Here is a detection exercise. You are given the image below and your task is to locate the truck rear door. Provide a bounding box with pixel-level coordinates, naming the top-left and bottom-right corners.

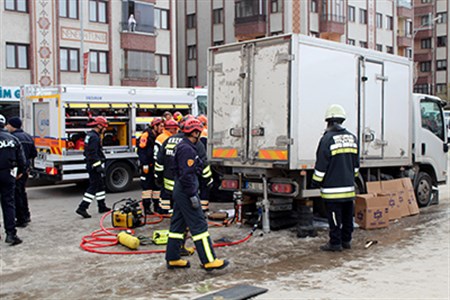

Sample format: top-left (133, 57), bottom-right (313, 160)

top-left (208, 36), bottom-right (292, 167)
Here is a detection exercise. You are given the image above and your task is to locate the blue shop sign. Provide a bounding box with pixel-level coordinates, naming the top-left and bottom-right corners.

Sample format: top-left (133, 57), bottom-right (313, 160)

top-left (0, 86), bottom-right (21, 101)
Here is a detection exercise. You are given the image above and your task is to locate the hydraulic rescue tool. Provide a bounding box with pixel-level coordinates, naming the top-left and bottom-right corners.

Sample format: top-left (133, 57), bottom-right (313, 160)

top-left (112, 198), bottom-right (145, 228)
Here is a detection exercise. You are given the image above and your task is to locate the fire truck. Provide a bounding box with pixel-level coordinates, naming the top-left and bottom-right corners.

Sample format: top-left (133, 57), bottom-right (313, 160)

top-left (21, 85), bottom-right (204, 192)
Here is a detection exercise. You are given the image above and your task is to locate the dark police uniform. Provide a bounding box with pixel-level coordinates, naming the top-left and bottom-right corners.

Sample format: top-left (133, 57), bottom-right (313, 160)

top-left (137, 128), bottom-right (160, 213)
top-left (0, 128), bottom-right (25, 238)
top-left (312, 124), bottom-right (359, 248)
top-left (10, 128), bottom-right (37, 225)
top-left (78, 129), bottom-right (108, 212)
top-left (156, 132), bottom-right (212, 213)
top-left (165, 137), bottom-right (217, 265)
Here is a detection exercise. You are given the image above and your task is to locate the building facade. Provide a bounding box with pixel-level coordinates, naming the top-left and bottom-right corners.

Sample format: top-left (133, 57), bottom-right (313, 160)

top-left (176, 0), bottom-right (417, 88)
top-left (0, 0), bottom-right (177, 87)
top-left (413, 0), bottom-right (449, 102)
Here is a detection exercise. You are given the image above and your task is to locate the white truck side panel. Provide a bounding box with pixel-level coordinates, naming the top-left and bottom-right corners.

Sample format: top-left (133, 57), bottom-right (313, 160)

top-left (294, 42), bottom-right (359, 168)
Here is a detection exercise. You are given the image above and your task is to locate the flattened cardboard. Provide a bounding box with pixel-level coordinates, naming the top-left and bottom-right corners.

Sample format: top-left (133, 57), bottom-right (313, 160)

top-left (355, 194), bottom-right (390, 229)
top-left (400, 178), bottom-right (420, 215)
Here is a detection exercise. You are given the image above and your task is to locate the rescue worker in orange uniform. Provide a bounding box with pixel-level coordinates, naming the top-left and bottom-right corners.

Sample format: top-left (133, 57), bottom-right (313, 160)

top-left (166, 118), bottom-right (229, 271)
top-left (137, 118), bottom-right (164, 214)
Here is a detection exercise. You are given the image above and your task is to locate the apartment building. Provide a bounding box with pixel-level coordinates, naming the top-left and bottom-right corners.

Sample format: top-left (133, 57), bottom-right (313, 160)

top-left (413, 0), bottom-right (449, 102)
top-left (0, 0), bottom-right (177, 87)
top-left (176, 0), bottom-right (414, 88)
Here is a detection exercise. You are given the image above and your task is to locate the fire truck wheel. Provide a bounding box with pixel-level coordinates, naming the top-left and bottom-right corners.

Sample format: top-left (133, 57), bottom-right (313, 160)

top-left (105, 162), bottom-right (132, 193)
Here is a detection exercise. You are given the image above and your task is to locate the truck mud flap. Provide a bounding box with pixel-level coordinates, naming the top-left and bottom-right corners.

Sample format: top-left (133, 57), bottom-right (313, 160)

top-left (194, 284), bottom-right (268, 300)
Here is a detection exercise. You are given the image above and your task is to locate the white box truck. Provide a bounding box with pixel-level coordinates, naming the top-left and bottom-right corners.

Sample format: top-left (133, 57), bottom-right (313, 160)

top-left (21, 85), bottom-right (205, 192)
top-left (207, 34), bottom-right (448, 230)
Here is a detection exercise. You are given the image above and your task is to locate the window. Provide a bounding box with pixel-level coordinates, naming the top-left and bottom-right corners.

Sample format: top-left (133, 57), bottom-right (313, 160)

top-left (213, 40), bottom-right (224, 46)
top-left (123, 1), bottom-right (155, 33)
top-left (420, 61), bottom-right (431, 72)
top-left (414, 84), bottom-right (430, 94)
top-left (213, 8), bottom-right (223, 24)
top-left (124, 50), bottom-right (154, 79)
top-left (376, 44), bottom-right (383, 51)
top-left (420, 99), bottom-right (444, 141)
top-left (359, 9), bottom-right (367, 24)
top-left (311, 0), bottom-right (317, 13)
top-left (386, 16), bottom-right (393, 30)
top-left (154, 8), bottom-right (169, 30)
top-left (348, 39), bottom-right (355, 46)
top-left (60, 48), bottom-right (79, 71)
top-left (436, 12), bottom-right (447, 24)
top-left (436, 84), bottom-right (446, 94)
top-left (421, 38), bottom-right (431, 49)
top-left (187, 45), bottom-right (196, 60)
top-left (376, 13), bottom-right (383, 28)
top-left (89, 0), bottom-right (107, 23)
top-left (90, 50), bottom-right (108, 73)
top-left (405, 20), bottom-right (413, 36)
top-left (437, 60), bottom-right (447, 71)
top-left (359, 41), bottom-right (367, 48)
top-left (348, 6), bottom-right (355, 22)
top-left (187, 13), bottom-right (196, 29)
top-left (235, 0), bottom-right (265, 18)
top-left (188, 76), bottom-right (197, 88)
top-left (155, 54), bottom-right (169, 75)
top-left (421, 0), bottom-right (431, 3)
top-left (5, 0), bottom-right (27, 12)
top-left (271, 0), bottom-right (281, 13)
top-left (309, 31), bottom-right (319, 38)
top-left (59, 0), bottom-right (78, 19)
top-left (437, 36), bottom-right (447, 47)
top-left (406, 48), bottom-right (413, 58)
top-left (386, 46), bottom-right (394, 54)
top-left (6, 43), bottom-right (29, 69)
top-left (421, 15), bottom-right (430, 26)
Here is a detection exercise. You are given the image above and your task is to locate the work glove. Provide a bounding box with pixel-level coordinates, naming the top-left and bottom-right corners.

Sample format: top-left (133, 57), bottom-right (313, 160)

top-left (310, 180), bottom-right (320, 189)
top-left (142, 165), bottom-right (149, 174)
top-left (189, 195), bottom-right (201, 209)
top-left (155, 172), bottom-right (163, 188)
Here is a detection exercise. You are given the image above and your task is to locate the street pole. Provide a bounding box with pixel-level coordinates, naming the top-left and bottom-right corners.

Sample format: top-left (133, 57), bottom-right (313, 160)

top-left (80, 0), bottom-right (85, 85)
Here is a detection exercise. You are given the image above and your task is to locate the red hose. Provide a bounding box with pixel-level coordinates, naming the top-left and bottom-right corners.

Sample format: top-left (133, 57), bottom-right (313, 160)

top-left (80, 210), bottom-right (254, 255)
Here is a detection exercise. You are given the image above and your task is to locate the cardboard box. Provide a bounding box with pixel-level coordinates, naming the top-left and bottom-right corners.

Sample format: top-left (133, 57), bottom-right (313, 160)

top-left (400, 178), bottom-right (420, 215)
top-left (355, 194), bottom-right (390, 229)
top-left (378, 192), bottom-right (402, 220)
top-left (366, 181), bottom-right (383, 194)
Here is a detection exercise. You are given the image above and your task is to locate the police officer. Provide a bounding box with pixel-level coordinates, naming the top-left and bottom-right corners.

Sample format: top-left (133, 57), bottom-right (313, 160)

top-left (137, 117), bottom-right (164, 214)
top-left (312, 104), bottom-right (359, 252)
top-left (0, 114), bottom-right (25, 245)
top-left (6, 117), bottom-right (37, 227)
top-left (76, 116), bottom-right (110, 218)
top-left (166, 118), bottom-right (228, 270)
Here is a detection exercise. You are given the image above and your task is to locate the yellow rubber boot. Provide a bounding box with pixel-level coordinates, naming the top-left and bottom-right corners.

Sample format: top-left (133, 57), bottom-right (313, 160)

top-left (167, 259), bottom-right (190, 269)
top-left (180, 246), bottom-right (195, 256)
top-left (202, 259), bottom-right (229, 271)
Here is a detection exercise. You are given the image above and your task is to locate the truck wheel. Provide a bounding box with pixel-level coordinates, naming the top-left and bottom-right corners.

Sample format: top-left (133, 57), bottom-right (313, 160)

top-left (415, 172), bottom-right (432, 207)
top-left (105, 162), bottom-right (132, 193)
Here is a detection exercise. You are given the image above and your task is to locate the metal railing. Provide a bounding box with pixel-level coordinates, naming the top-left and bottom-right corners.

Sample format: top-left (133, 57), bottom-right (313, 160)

top-left (120, 22), bottom-right (154, 34)
top-left (320, 14), bottom-right (346, 23)
top-left (235, 14), bottom-right (266, 24)
top-left (120, 69), bottom-right (157, 81)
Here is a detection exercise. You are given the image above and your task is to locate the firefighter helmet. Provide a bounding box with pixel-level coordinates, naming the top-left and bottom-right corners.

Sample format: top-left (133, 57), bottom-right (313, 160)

top-left (179, 114), bottom-right (194, 129)
top-left (164, 119), bottom-right (179, 129)
top-left (325, 104), bottom-right (346, 121)
top-left (150, 117), bottom-right (163, 127)
top-left (0, 114), bottom-right (5, 125)
top-left (182, 118), bottom-right (203, 134)
top-left (197, 114), bottom-right (207, 126)
top-left (87, 116), bottom-right (109, 128)
top-left (173, 111), bottom-right (183, 122)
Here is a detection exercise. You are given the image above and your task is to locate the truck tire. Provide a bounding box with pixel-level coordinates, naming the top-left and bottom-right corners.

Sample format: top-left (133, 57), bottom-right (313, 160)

top-left (105, 162), bottom-right (132, 193)
top-left (415, 172), bottom-right (432, 207)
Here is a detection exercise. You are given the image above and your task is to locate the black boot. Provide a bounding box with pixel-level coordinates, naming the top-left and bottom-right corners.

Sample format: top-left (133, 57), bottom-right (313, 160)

top-left (142, 199), bottom-right (152, 215)
top-left (5, 234), bottom-right (22, 246)
top-left (98, 200), bottom-right (111, 213)
top-left (76, 201), bottom-right (91, 218)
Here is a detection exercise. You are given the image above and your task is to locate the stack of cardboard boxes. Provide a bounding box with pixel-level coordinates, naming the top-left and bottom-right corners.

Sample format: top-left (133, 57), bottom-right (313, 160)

top-left (355, 178), bottom-right (420, 229)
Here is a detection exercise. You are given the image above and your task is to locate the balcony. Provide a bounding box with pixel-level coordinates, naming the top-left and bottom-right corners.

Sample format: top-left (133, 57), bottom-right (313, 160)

top-left (120, 22), bottom-right (154, 35)
top-left (414, 52), bottom-right (432, 62)
top-left (416, 75), bottom-right (432, 85)
top-left (397, 34), bottom-right (412, 47)
top-left (397, 0), bottom-right (413, 18)
top-left (319, 14), bottom-right (345, 36)
top-left (413, 28), bottom-right (432, 39)
top-left (120, 69), bottom-right (157, 86)
top-left (234, 15), bottom-right (267, 40)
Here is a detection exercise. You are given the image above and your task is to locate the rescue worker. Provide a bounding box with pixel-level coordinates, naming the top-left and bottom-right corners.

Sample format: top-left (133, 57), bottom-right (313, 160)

top-left (76, 116), bottom-right (111, 218)
top-left (311, 104), bottom-right (359, 252)
top-left (0, 114), bottom-right (25, 245)
top-left (137, 117), bottom-right (164, 214)
top-left (6, 117), bottom-right (37, 227)
top-left (154, 119), bottom-right (179, 174)
top-left (163, 111), bottom-right (173, 121)
top-left (197, 114), bottom-right (208, 149)
top-left (173, 111), bottom-right (183, 123)
top-left (166, 118), bottom-right (229, 270)
top-left (196, 114), bottom-right (212, 207)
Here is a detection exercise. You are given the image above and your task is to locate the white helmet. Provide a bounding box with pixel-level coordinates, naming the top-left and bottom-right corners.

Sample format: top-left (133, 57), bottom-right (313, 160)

top-left (325, 104), bottom-right (346, 121)
top-left (0, 114), bottom-right (5, 125)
